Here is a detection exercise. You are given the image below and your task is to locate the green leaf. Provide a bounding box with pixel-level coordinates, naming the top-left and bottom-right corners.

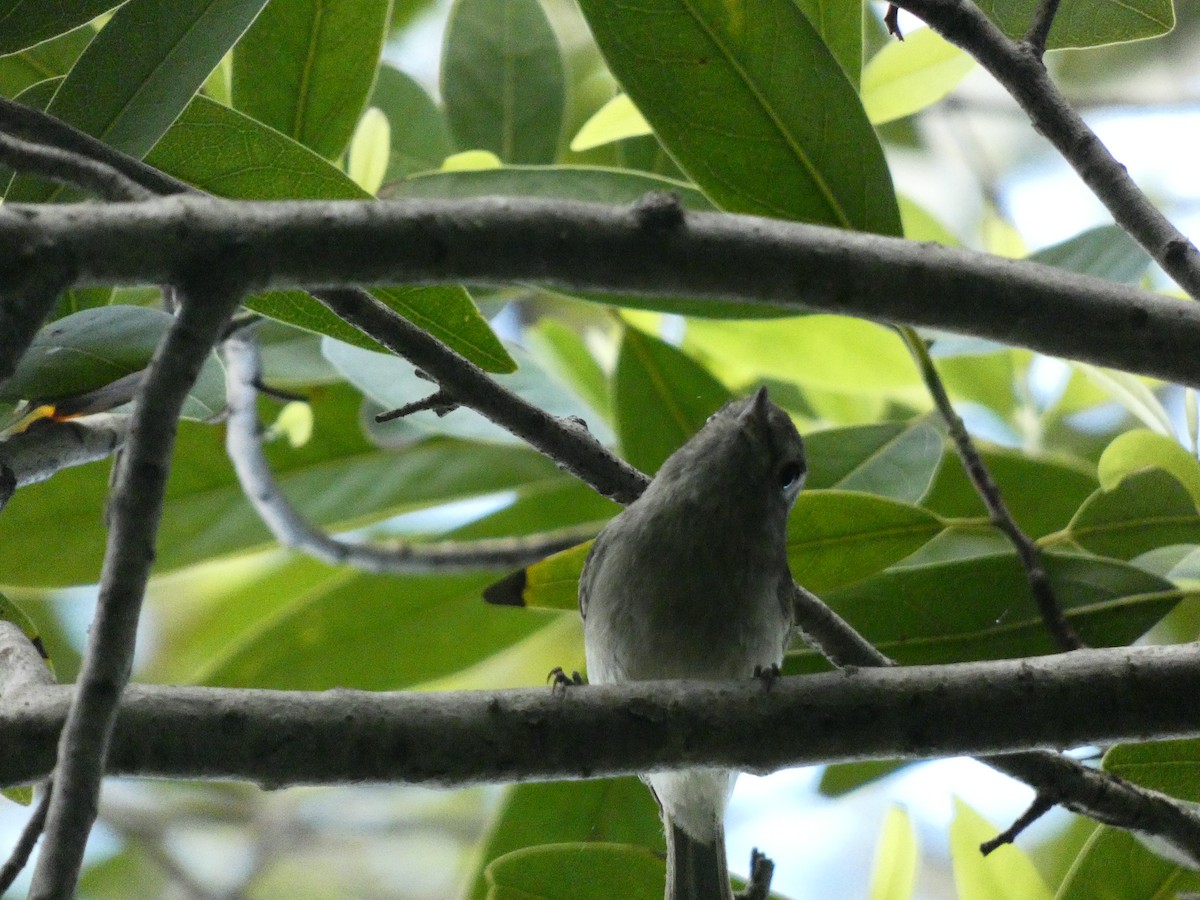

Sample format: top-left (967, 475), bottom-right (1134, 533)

top-left (386, 164), bottom-right (712, 208)
top-left (793, 0), bottom-right (861, 86)
top-left (789, 491), bottom-right (944, 594)
top-left (1076, 364), bottom-right (1174, 436)
top-left (1105, 738), bottom-right (1200, 801)
top-left (923, 447), bottom-right (1097, 538)
top-left (323, 339), bottom-right (614, 446)
top-left (950, 799), bottom-right (1053, 900)
top-left (231, 0), bottom-right (390, 159)
top-left (1030, 224), bottom-right (1153, 285)
top-left (524, 319), bottom-right (611, 428)
top-left (0, 19), bottom-right (95, 98)
top-left (974, 0), bottom-right (1173, 49)
top-left (1097, 429), bottom-right (1200, 505)
top-left (346, 107), bottom-right (389, 195)
top-left (0, 0), bottom-right (112, 55)
top-left (869, 806), bottom-right (919, 900)
top-left (819, 760), bottom-right (910, 797)
top-left (806, 421), bottom-right (944, 504)
top-left (466, 780), bottom-right (664, 900)
top-left (800, 552), bottom-right (1180, 668)
top-left (441, 0), bottom-right (566, 164)
top-left (613, 326), bottom-right (733, 474)
top-left (7, 0), bottom-right (270, 201)
top-left (577, 0), bottom-right (900, 234)
top-left (1064, 468), bottom-right (1200, 560)
top-left (0, 385), bottom-right (573, 586)
top-left (0, 590), bottom-right (49, 666)
top-left (485, 844), bottom-right (664, 900)
top-left (0, 306), bottom-right (169, 402)
top-left (684, 316), bottom-right (920, 396)
top-left (1055, 825), bottom-right (1200, 900)
top-left (862, 27), bottom-right (975, 125)
top-left (570, 94), bottom-right (652, 152)
top-left (370, 64), bottom-right (453, 180)
top-left (144, 94), bottom-right (515, 373)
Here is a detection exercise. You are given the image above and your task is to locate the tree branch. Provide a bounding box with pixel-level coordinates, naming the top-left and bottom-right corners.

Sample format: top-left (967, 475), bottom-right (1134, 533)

top-left (890, 0), bottom-right (1200, 299)
top-left (0, 131), bottom-right (153, 202)
top-left (221, 327), bottom-right (598, 572)
top-left (898, 326), bottom-right (1081, 650)
top-left (26, 276), bottom-right (249, 900)
top-left (0, 415), bottom-right (128, 503)
top-left (2, 196), bottom-right (1199, 387)
top-left (4, 642), bottom-right (1200, 862)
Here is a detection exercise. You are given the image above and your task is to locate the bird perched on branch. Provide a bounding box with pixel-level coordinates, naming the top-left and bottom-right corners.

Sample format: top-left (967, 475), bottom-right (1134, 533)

top-left (580, 386), bottom-right (805, 900)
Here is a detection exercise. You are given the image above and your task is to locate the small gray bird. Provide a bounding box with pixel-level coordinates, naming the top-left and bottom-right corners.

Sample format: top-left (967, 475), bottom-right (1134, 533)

top-left (580, 386), bottom-right (805, 900)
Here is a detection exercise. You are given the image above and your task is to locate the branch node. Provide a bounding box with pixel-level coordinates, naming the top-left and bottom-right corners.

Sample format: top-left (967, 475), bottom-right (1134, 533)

top-left (374, 389), bottom-right (458, 423)
top-left (631, 190), bottom-right (686, 230)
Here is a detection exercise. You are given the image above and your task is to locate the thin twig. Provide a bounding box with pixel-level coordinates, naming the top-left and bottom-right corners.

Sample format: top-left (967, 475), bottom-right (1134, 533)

top-left (0, 131), bottom-right (153, 202)
top-left (890, 0), bottom-right (1200, 299)
top-left (1022, 0), bottom-right (1063, 58)
top-left (0, 780), bottom-right (52, 893)
top-left (898, 326), bottom-right (1083, 651)
top-left (374, 389), bottom-right (458, 422)
top-left (980, 793), bottom-right (1055, 854)
top-left (221, 328), bottom-right (598, 572)
top-left (27, 275), bottom-right (249, 900)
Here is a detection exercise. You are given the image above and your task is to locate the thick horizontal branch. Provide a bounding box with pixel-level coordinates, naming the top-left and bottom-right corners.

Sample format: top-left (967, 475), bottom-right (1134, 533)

top-left (2, 196), bottom-right (1198, 386)
top-left (3, 642), bottom-right (1200, 789)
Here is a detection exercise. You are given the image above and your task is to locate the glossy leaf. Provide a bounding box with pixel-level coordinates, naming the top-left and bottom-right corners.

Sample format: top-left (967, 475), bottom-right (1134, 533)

top-left (788, 491), bottom-right (944, 593)
top-left (0, 0), bottom-right (112, 55)
top-left (577, 0), bottom-right (901, 234)
top-left (466, 780), bottom-right (664, 900)
top-left (370, 64), bottom-right (452, 180)
top-left (485, 843), bottom-right (663, 900)
top-left (794, 0), bottom-right (861, 85)
top-left (806, 421), bottom-right (944, 503)
top-left (0, 306), bottom-right (169, 401)
top-left (975, 0), bottom-right (1173, 49)
top-left (7, 0), bottom-right (269, 202)
top-left (1097, 429), bottom-right (1200, 505)
top-left (1105, 738), bottom-right (1200, 801)
top-left (1064, 468), bottom-right (1200, 560)
top-left (144, 95), bottom-right (515, 373)
top-left (322, 339), bottom-right (614, 446)
top-left (803, 552), bottom-right (1180, 668)
top-left (441, 0), bottom-right (565, 163)
top-left (231, 0), bottom-right (390, 159)
top-left (1055, 824), bottom-right (1200, 900)
top-left (923, 447), bottom-right (1097, 538)
top-left (613, 326), bottom-right (733, 474)
top-left (862, 27), bottom-right (975, 124)
top-left (1030, 224), bottom-right (1153, 285)
top-left (0, 384), bottom-right (573, 586)
top-left (0, 19), bottom-right (94, 98)
top-left (950, 799), bottom-right (1052, 900)
top-left (869, 806), bottom-right (919, 900)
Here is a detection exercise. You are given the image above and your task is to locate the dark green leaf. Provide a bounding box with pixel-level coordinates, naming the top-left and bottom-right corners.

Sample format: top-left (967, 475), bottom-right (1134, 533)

top-left (441, 0), bottom-right (565, 163)
top-left (370, 64), bottom-right (452, 179)
top-left (466, 780), bottom-right (664, 900)
top-left (232, 0), bottom-right (390, 159)
top-left (577, 0), bottom-right (901, 234)
top-left (0, 0), bottom-right (112, 55)
top-left (975, 0), bottom-right (1173, 49)
top-left (794, 0), bottom-right (861, 85)
top-left (485, 844), bottom-right (664, 900)
top-left (613, 326), bottom-right (732, 473)
top-left (1105, 738), bottom-right (1200, 801)
top-left (0, 306), bottom-right (167, 401)
top-left (1055, 825), bottom-right (1200, 900)
top-left (790, 552), bottom-right (1180, 669)
top-left (0, 19), bottom-right (94, 97)
top-left (1064, 468), bottom-right (1200, 560)
top-left (7, 0), bottom-right (270, 201)
top-left (144, 95), bottom-right (515, 373)
top-left (818, 760), bottom-right (910, 797)
top-left (923, 447), bottom-right (1097, 537)
top-left (1030, 224), bottom-right (1152, 285)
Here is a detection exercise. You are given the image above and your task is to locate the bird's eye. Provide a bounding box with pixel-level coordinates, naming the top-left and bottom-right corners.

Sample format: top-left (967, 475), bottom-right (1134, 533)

top-left (778, 460), bottom-right (803, 491)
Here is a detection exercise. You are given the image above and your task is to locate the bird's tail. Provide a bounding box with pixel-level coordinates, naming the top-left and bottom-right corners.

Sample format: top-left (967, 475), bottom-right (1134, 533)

top-left (665, 817), bottom-right (734, 900)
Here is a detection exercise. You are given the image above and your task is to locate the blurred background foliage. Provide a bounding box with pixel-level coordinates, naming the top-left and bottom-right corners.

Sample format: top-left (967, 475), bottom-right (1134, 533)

top-left (1, 0), bottom-right (1199, 896)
